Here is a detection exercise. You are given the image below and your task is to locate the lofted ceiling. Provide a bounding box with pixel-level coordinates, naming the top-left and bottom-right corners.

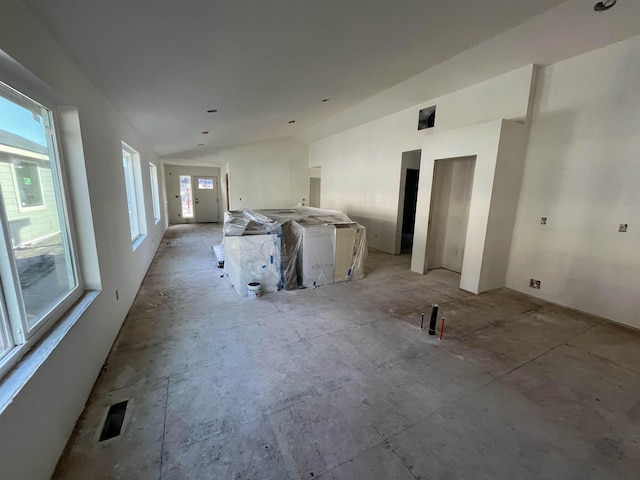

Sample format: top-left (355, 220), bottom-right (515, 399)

top-left (23, 0), bottom-right (567, 157)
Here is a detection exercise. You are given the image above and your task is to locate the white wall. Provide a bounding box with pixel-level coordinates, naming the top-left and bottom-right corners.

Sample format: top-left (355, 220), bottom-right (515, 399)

top-left (412, 120), bottom-right (528, 294)
top-left (164, 137), bottom-right (310, 211)
top-left (0, 1), bottom-right (166, 479)
top-left (507, 36), bottom-right (640, 329)
top-left (163, 164), bottom-right (222, 224)
top-left (310, 65), bottom-right (535, 253)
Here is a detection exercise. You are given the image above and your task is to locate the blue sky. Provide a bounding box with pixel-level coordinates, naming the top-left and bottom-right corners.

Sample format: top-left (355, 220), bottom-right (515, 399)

top-left (0, 96), bottom-right (47, 146)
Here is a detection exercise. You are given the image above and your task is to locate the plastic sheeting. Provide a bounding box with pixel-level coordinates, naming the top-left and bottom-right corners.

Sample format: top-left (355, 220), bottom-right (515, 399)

top-left (223, 207), bottom-right (367, 296)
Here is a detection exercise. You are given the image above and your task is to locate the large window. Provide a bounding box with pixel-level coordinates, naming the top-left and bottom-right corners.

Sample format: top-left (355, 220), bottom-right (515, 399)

top-left (122, 142), bottom-right (146, 243)
top-left (149, 163), bottom-right (161, 223)
top-left (0, 81), bottom-right (81, 366)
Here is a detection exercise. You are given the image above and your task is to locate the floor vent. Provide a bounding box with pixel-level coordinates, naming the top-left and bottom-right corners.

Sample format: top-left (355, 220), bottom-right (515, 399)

top-left (99, 400), bottom-right (129, 442)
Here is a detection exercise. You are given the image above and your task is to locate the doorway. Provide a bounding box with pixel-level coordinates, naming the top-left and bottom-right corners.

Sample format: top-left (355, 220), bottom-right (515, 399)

top-left (426, 156), bottom-right (475, 274)
top-left (401, 168), bottom-right (419, 252)
top-left (395, 150), bottom-right (421, 255)
top-left (309, 167), bottom-right (321, 208)
top-left (194, 176), bottom-right (219, 223)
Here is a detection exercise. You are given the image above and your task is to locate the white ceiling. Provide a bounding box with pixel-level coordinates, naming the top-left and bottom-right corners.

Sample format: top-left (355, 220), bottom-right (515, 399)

top-left (23, 0), bottom-right (567, 157)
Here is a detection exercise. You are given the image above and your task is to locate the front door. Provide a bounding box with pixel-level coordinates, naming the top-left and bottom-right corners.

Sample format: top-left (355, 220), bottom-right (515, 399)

top-left (194, 176), bottom-right (219, 222)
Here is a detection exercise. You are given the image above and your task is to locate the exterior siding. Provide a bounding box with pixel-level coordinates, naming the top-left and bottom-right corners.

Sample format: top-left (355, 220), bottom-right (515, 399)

top-left (0, 160), bottom-right (61, 246)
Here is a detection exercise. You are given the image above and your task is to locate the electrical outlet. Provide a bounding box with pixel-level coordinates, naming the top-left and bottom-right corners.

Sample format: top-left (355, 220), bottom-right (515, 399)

top-left (529, 279), bottom-right (541, 289)
top-left (619, 224), bottom-right (628, 233)
top-left (540, 217), bottom-right (547, 225)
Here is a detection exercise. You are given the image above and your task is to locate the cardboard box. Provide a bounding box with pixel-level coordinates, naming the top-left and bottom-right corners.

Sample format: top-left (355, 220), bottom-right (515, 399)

top-left (224, 234), bottom-right (282, 296)
top-left (334, 224), bottom-right (357, 282)
top-left (301, 224), bottom-right (335, 288)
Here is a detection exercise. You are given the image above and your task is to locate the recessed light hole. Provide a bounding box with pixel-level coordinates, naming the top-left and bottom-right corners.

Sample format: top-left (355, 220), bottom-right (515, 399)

top-left (594, 0), bottom-right (616, 11)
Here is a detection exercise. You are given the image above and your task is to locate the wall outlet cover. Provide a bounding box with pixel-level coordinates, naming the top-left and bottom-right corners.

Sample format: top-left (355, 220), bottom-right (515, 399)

top-left (529, 279), bottom-right (541, 289)
top-left (540, 217), bottom-right (547, 225)
top-left (619, 224), bottom-right (628, 232)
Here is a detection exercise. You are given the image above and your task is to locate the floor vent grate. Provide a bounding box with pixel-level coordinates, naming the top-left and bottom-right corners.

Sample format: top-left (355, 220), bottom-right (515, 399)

top-left (99, 400), bottom-right (128, 442)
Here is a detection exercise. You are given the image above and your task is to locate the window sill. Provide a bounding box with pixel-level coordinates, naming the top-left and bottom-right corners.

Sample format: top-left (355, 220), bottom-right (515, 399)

top-left (0, 290), bottom-right (99, 415)
top-left (132, 235), bottom-right (146, 251)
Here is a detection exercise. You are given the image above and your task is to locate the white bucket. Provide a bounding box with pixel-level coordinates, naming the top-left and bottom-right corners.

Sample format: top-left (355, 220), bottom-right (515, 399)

top-left (247, 282), bottom-right (261, 299)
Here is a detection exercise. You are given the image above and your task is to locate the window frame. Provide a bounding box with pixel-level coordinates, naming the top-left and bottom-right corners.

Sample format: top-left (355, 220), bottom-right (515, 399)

top-left (149, 162), bottom-right (161, 224)
top-left (121, 142), bottom-right (146, 246)
top-left (0, 81), bottom-right (84, 378)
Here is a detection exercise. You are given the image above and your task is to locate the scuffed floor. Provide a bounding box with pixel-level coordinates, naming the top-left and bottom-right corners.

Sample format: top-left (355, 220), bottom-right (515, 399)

top-left (54, 224), bottom-right (640, 479)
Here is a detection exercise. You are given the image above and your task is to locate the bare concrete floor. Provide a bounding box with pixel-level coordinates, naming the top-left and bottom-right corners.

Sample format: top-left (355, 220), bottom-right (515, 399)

top-left (55, 224), bottom-right (640, 479)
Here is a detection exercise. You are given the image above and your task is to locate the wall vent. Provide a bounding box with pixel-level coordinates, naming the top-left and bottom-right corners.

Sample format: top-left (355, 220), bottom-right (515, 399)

top-left (418, 105), bottom-right (436, 130)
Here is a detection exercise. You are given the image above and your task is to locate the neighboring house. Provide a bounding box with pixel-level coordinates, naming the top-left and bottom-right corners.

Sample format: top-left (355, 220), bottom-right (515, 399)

top-left (0, 129), bottom-right (61, 247)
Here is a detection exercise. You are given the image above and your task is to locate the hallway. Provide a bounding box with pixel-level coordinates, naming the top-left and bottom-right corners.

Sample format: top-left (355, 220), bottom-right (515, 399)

top-left (54, 224), bottom-right (640, 479)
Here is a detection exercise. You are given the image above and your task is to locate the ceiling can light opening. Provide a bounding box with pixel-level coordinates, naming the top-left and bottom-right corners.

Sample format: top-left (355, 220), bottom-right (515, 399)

top-left (201, 131), bottom-right (209, 135)
top-left (321, 98), bottom-right (330, 102)
top-left (207, 109), bottom-right (218, 113)
top-left (594, 0), bottom-right (616, 12)
top-left (288, 120), bottom-right (295, 124)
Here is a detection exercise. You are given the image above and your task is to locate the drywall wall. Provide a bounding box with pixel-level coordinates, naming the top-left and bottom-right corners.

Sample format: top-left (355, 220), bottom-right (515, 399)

top-left (427, 157), bottom-right (475, 273)
top-left (411, 120), bottom-right (528, 293)
top-left (163, 164), bottom-right (221, 224)
top-left (507, 36), bottom-right (640, 329)
top-left (310, 65), bottom-right (535, 253)
top-left (0, 1), bottom-right (166, 479)
top-left (163, 137), bottom-right (309, 211)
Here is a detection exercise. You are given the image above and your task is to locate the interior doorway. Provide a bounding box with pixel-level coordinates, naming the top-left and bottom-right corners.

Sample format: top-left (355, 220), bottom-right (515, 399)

top-left (401, 168), bottom-right (419, 252)
top-left (395, 150), bottom-right (421, 254)
top-left (194, 176), bottom-right (220, 223)
top-left (309, 167), bottom-right (321, 208)
top-left (426, 156), bottom-right (475, 274)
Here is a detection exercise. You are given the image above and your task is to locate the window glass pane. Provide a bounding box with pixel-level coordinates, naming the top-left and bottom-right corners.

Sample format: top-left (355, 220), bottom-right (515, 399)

top-left (0, 83), bottom-right (77, 330)
top-left (198, 178), bottom-right (213, 189)
top-left (149, 163), bottom-right (160, 221)
top-left (179, 175), bottom-right (193, 218)
top-left (122, 149), bottom-right (139, 240)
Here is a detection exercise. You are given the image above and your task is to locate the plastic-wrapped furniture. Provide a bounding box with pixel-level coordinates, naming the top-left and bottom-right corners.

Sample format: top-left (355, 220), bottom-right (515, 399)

top-left (223, 207), bottom-right (366, 295)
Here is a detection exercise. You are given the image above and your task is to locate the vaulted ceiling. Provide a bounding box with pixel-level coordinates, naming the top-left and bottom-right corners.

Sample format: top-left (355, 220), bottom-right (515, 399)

top-left (23, 0), bottom-right (569, 157)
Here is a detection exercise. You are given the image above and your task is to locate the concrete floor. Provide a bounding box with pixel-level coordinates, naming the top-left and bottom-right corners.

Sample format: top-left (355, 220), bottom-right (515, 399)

top-left (54, 224), bottom-right (640, 479)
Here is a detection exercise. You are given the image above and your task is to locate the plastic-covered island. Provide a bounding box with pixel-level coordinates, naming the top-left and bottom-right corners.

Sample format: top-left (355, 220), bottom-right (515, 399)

top-left (223, 207), bottom-right (367, 296)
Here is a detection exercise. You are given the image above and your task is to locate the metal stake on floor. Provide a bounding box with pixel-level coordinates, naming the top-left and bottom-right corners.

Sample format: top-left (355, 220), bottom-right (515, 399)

top-left (420, 312), bottom-right (425, 329)
top-left (428, 304), bottom-right (439, 335)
